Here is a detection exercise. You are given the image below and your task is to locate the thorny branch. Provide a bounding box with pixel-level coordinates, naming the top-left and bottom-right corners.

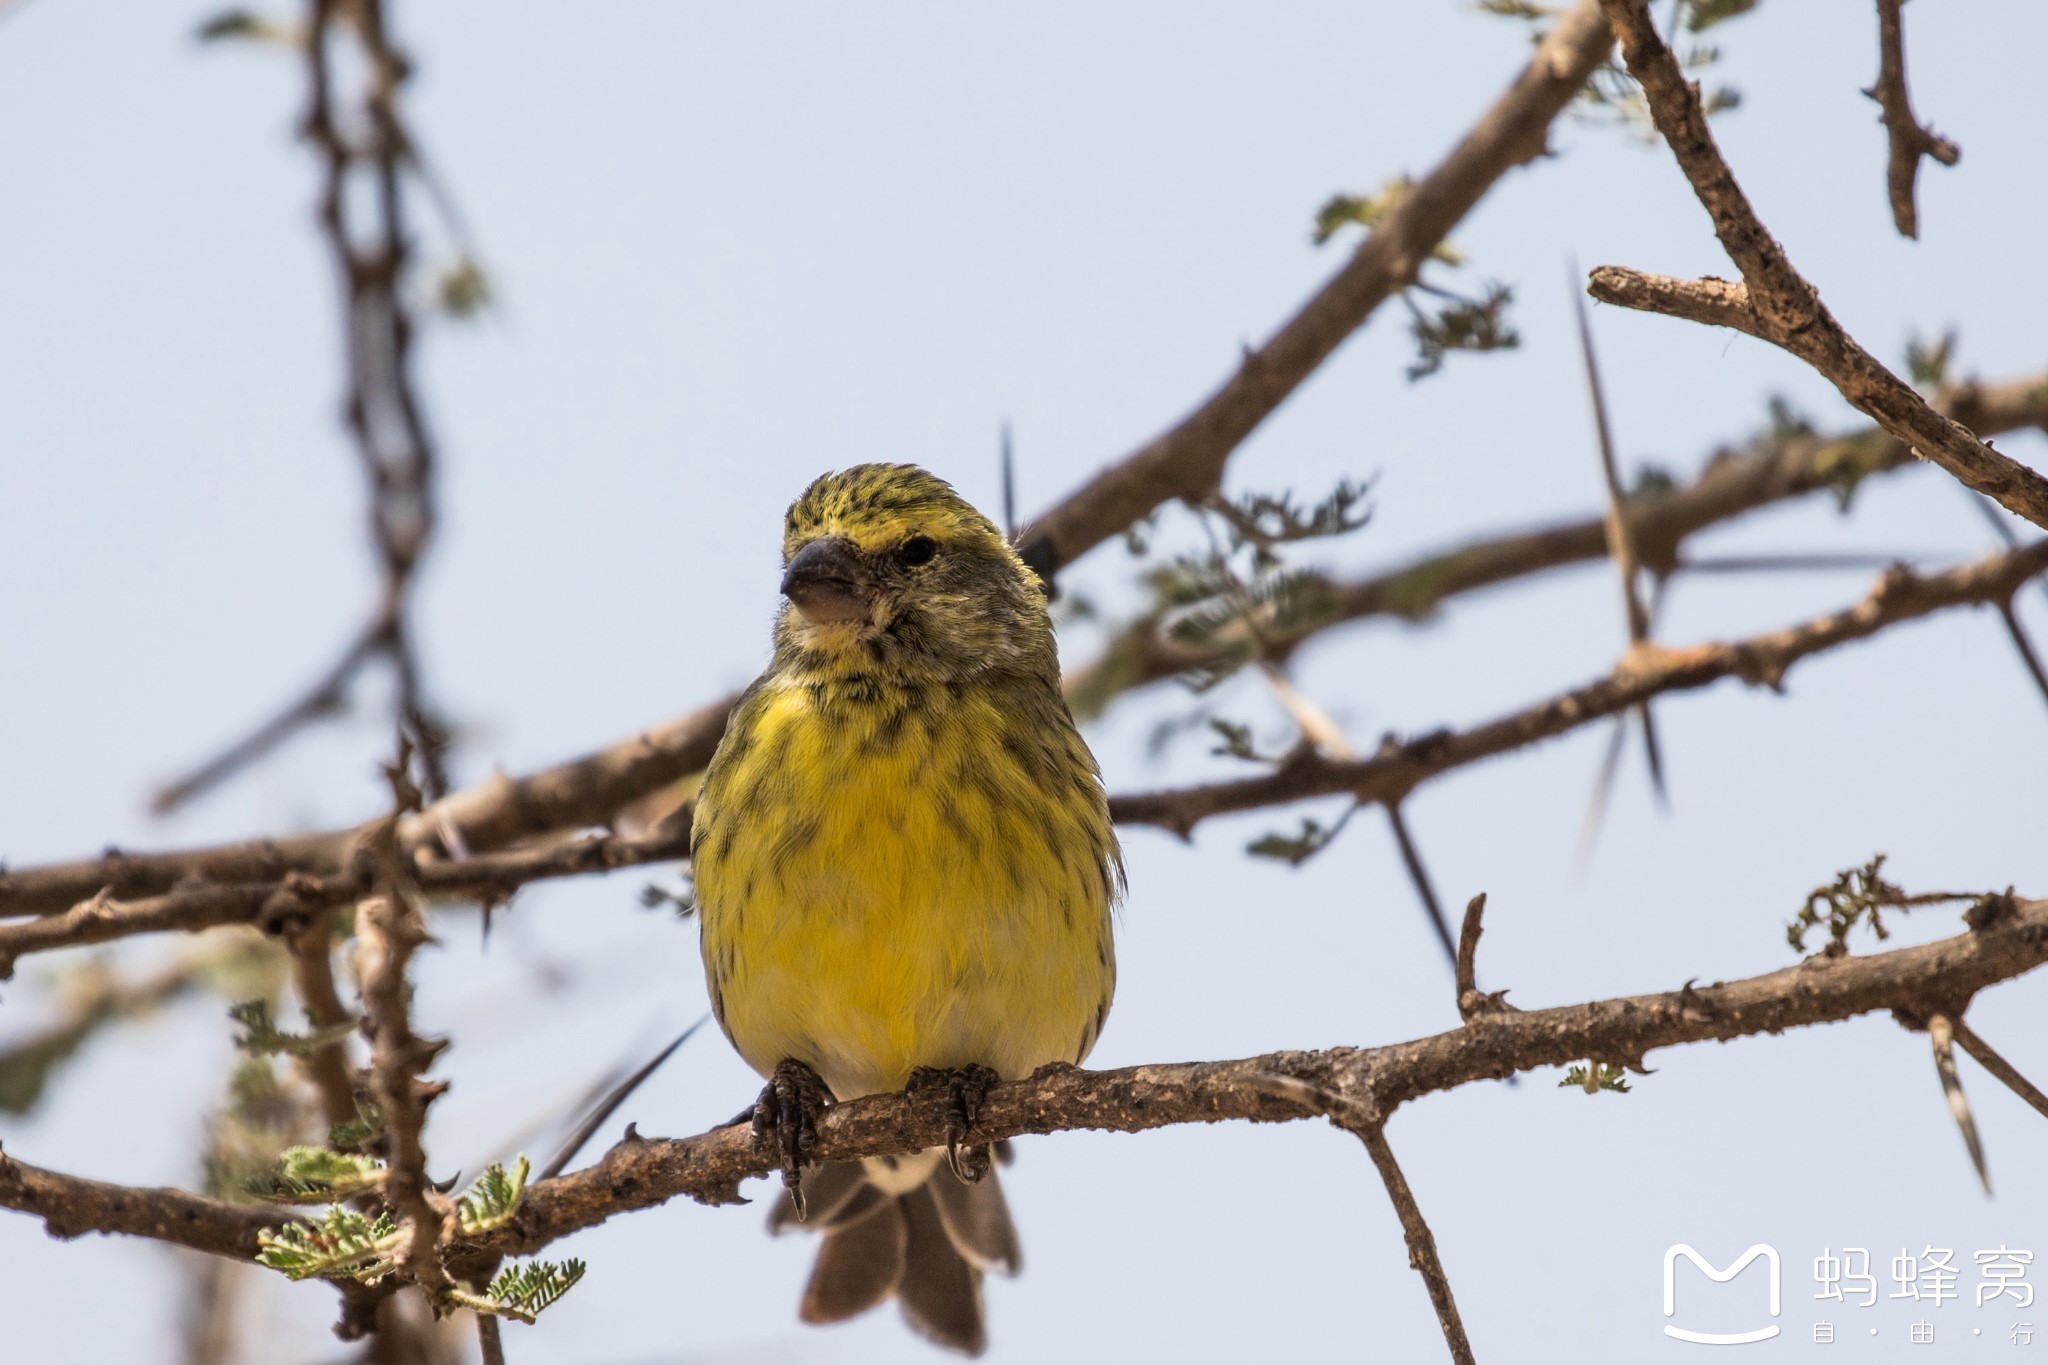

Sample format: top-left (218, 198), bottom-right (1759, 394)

top-left (6, 537), bottom-right (2043, 969)
top-left (1592, 0), bottom-right (2048, 532)
top-left (352, 753), bottom-right (449, 1297)
top-left (1012, 0), bottom-right (1616, 582)
top-left (157, 0), bottom-right (451, 813)
top-left (1110, 538), bottom-right (2048, 836)
top-left (1063, 368), bottom-right (2048, 715)
top-left (4, 893), bottom-right (2042, 1279)
top-left (6, 4), bottom-right (2040, 1360)
top-left (1865, 0), bottom-right (1959, 240)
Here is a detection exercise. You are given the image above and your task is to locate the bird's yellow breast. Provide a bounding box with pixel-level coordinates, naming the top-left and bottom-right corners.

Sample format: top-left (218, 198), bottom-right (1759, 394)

top-left (694, 673), bottom-right (1117, 1101)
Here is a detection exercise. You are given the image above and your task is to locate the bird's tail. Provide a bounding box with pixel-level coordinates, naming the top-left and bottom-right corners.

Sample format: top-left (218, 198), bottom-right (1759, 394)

top-left (769, 1149), bottom-right (1021, 1356)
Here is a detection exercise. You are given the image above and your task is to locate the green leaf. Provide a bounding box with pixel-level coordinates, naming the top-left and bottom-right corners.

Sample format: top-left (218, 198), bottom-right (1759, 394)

top-left (256, 1206), bottom-right (403, 1282)
top-left (1246, 815), bottom-right (1348, 867)
top-left (1787, 854), bottom-right (1906, 954)
top-left (327, 1101), bottom-right (385, 1151)
top-left (1312, 181), bottom-right (1463, 263)
top-left (1559, 1063), bottom-right (1633, 1094)
top-left (1208, 719), bottom-right (1264, 763)
top-left (247, 1146), bottom-right (386, 1204)
top-left (453, 1258), bottom-right (589, 1324)
top-left (1407, 282), bottom-right (1519, 381)
top-left (456, 1156), bottom-right (531, 1235)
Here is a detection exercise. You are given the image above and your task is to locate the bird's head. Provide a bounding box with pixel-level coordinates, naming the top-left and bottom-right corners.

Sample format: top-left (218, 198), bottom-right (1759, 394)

top-left (773, 464), bottom-right (1051, 680)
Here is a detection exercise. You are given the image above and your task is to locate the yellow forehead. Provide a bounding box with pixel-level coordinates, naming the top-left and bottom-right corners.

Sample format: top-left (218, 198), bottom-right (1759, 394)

top-left (782, 463), bottom-right (999, 557)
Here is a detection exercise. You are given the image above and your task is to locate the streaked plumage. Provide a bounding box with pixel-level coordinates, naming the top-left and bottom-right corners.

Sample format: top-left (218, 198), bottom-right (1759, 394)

top-left (693, 464), bottom-right (1120, 1354)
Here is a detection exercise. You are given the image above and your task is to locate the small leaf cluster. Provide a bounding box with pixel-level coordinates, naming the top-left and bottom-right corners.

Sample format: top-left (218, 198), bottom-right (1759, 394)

top-left (452, 1259), bottom-right (590, 1324)
top-left (1560, 1063), bottom-right (1632, 1094)
top-left (1311, 179), bottom-right (1462, 263)
top-left (257, 1205), bottom-right (404, 1283)
top-left (1787, 854), bottom-right (1908, 954)
top-left (254, 1154), bottom-right (579, 1317)
top-left (246, 1145), bottom-right (386, 1204)
top-left (1567, 1), bottom-right (1752, 131)
top-left (457, 1155), bottom-right (531, 1234)
top-left (1246, 807), bottom-right (1359, 868)
top-left (1405, 282), bottom-right (1519, 381)
top-left (639, 875), bottom-right (697, 919)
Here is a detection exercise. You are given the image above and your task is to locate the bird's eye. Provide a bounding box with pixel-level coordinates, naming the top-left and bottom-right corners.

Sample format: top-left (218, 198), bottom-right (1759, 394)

top-left (898, 535), bottom-right (937, 567)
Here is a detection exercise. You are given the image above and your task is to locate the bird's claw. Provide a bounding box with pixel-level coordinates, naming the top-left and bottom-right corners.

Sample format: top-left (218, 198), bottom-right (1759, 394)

top-left (753, 1058), bottom-right (829, 1217)
top-left (908, 1064), bottom-right (1000, 1184)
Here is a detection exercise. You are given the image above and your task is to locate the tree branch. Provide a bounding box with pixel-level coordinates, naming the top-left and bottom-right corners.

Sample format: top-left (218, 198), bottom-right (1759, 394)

top-left (0, 1151), bottom-right (279, 1260)
top-left (469, 890), bottom-right (2048, 1253)
top-left (355, 763), bottom-right (450, 1296)
top-left (3, 894), bottom-right (2042, 1281)
top-left (1595, 0), bottom-right (2048, 531)
top-left (159, 0), bottom-right (452, 812)
top-left (1109, 539), bottom-right (2048, 834)
top-left (1356, 1122), bottom-right (1475, 1365)
top-left (1063, 367), bottom-right (2048, 716)
top-left (289, 911), bottom-right (362, 1135)
top-left (0, 809), bottom-right (695, 979)
top-left (1864, 0), bottom-right (1960, 240)
top-left (7, 536), bottom-right (2043, 968)
top-left (1013, 0), bottom-right (1615, 580)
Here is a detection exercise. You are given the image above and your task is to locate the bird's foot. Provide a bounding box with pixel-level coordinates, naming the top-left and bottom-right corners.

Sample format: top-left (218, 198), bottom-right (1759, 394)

top-left (753, 1058), bottom-right (829, 1217)
top-left (907, 1064), bottom-right (1000, 1184)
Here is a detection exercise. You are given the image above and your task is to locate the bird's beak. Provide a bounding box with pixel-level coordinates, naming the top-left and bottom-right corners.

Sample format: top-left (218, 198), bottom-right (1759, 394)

top-left (781, 535), bottom-right (877, 626)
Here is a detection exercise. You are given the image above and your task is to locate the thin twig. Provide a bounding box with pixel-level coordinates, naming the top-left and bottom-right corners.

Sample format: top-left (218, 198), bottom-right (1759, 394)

top-left (1387, 804), bottom-right (1458, 972)
top-left (1013, 0), bottom-right (1616, 580)
top-left (157, 0), bottom-right (450, 813)
top-left (1458, 892), bottom-right (1490, 1019)
top-left (1995, 601), bottom-right (2048, 718)
top-left (1112, 540), bottom-right (2048, 835)
top-left (1593, 0), bottom-right (2048, 530)
top-left (476, 1314), bottom-right (506, 1365)
top-left (1864, 0), bottom-right (1960, 240)
top-left (1356, 1123), bottom-right (1476, 1365)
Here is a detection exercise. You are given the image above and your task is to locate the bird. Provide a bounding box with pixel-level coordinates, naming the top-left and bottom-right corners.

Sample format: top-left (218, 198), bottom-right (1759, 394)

top-left (691, 463), bottom-right (1122, 1355)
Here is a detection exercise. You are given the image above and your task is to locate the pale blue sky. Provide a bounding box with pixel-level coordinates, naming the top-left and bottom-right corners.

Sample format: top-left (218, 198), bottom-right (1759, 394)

top-left (2, 2), bottom-right (2045, 1361)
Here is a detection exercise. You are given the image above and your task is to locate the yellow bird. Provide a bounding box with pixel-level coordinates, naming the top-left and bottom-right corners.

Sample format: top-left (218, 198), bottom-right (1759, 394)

top-left (693, 464), bottom-right (1121, 1354)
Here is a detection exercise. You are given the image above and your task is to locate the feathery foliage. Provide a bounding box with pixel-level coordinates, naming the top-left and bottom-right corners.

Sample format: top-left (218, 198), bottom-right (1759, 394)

top-left (1560, 1063), bottom-right (1633, 1094)
top-left (452, 1259), bottom-right (590, 1323)
top-left (456, 1155), bottom-right (531, 1235)
top-left (1405, 282), bottom-right (1519, 381)
top-left (246, 1145), bottom-right (386, 1204)
top-left (257, 1205), bottom-right (404, 1283)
